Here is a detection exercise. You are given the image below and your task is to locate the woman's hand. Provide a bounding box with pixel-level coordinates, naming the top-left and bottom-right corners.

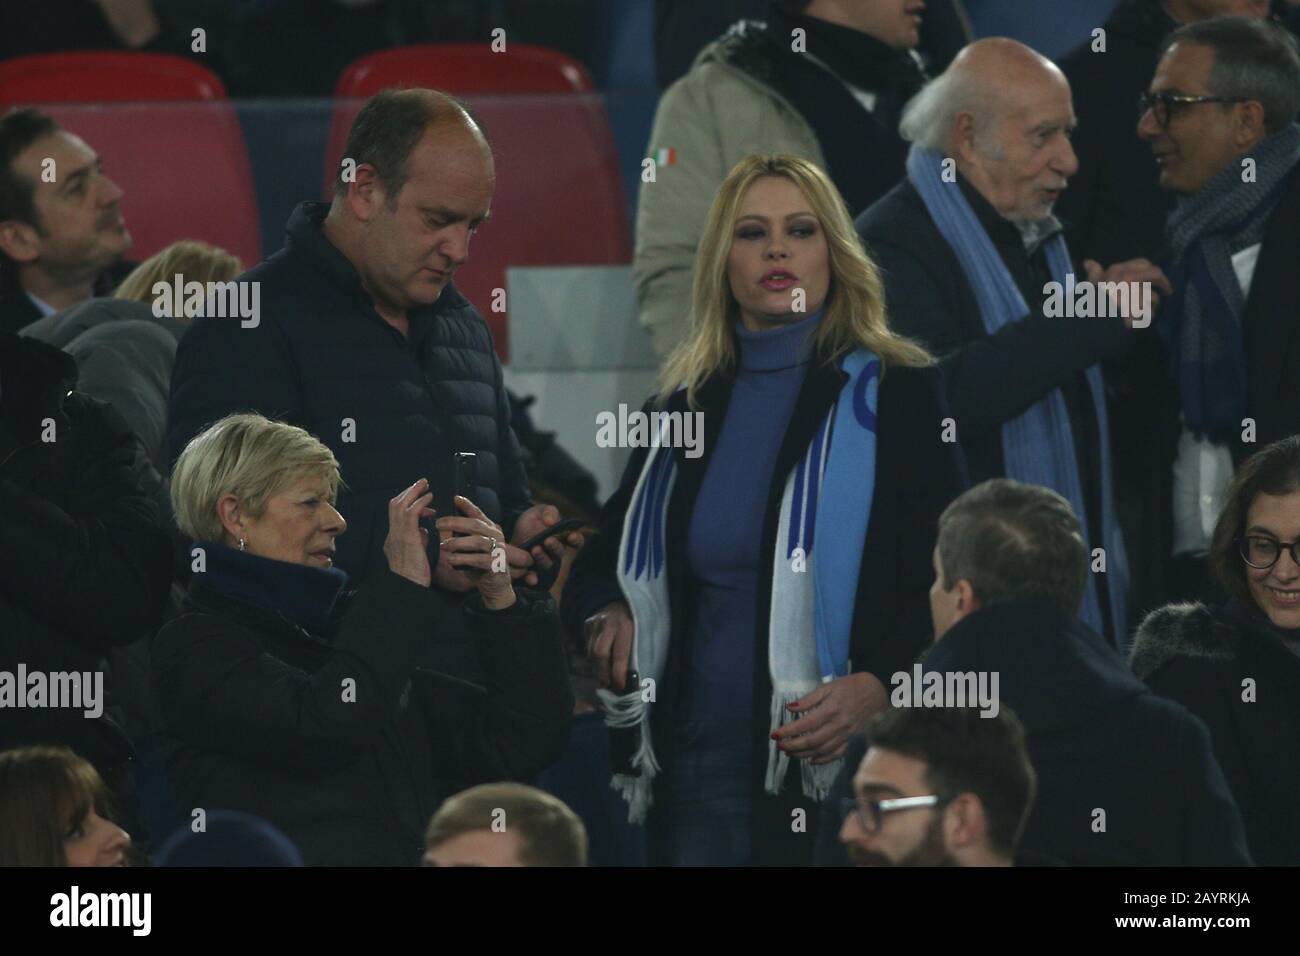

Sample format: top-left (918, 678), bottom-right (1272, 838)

top-left (436, 495), bottom-right (516, 610)
top-left (771, 672), bottom-right (889, 765)
top-left (383, 478), bottom-right (436, 587)
top-left (585, 601), bottom-right (635, 691)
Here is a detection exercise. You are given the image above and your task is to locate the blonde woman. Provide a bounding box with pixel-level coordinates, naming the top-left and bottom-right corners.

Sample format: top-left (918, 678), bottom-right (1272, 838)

top-left (113, 239), bottom-right (241, 310)
top-left (564, 155), bottom-right (968, 866)
top-left (154, 413), bottom-right (572, 865)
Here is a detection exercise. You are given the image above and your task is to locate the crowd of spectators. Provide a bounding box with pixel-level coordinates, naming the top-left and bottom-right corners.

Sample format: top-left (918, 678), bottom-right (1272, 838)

top-left (2, 1), bottom-right (1300, 868)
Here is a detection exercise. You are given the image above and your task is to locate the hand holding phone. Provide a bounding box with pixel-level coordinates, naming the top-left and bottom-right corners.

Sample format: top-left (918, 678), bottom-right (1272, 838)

top-left (515, 517), bottom-right (589, 553)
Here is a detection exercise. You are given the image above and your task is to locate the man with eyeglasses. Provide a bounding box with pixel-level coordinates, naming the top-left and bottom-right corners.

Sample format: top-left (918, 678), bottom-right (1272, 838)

top-left (836, 706), bottom-right (1036, 867)
top-left (1057, 1), bottom-right (1285, 270)
top-left (1136, 16), bottom-right (1300, 606)
top-left (1058, 4), bottom-right (1293, 624)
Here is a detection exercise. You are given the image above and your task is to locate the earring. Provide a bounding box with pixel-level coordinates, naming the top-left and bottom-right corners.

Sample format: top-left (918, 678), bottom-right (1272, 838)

top-left (239, 537), bottom-right (246, 552)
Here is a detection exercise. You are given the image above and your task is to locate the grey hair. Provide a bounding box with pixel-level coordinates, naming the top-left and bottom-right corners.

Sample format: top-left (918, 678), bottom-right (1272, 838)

top-left (1163, 16), bottom-right (1300, 134)
top-left (899, 69), bottom-right (1001, 157)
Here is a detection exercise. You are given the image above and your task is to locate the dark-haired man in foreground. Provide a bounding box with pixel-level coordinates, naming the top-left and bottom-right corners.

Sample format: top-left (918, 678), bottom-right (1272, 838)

top-left (838, 705), bottom-right (1035, 867)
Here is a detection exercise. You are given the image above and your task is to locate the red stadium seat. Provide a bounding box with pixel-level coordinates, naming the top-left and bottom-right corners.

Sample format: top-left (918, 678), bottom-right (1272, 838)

top-left (334, 43), bottom-right (595, 97)
top-left (325, 44), bottom-right (631, 361)
top-left (0, 53), bottom-right (262, 268)
top-left (0, 52), bottom-right (229, 103)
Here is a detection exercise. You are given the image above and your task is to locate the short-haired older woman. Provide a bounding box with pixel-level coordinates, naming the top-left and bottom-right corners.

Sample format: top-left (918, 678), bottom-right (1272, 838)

top-left (564, 154), bottom-right (967, 866)
top-left (153, 413), bottom-right (572, 866)
top-left (1132, 435), bottom-right (1300, 865)
top-left (0, 745), bottom-right (131, 866)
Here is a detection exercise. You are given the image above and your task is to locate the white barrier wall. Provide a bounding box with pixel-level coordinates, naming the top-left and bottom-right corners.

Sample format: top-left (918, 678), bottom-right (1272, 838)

top-left (503, 265), bottom-right (661, 501)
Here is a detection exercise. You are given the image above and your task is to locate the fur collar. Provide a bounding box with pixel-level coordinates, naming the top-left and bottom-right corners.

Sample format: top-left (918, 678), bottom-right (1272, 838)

top-left (1129, 602), bottom-right (1240, 680)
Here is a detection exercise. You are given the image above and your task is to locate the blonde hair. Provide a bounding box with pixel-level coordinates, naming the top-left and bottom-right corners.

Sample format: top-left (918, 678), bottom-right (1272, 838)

top-left (170, 413), bottom-right (342, 542)
top-left (658, 154), bottom-right (932, 407)
top-left (425, 783), bottom-right (587, 867)
top-left (113, 240), bottom-right (242, 311)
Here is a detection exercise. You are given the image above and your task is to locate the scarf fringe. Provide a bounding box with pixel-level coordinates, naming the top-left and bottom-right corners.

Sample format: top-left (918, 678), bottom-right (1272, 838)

top-left (765, 690), bottom-right (843, 802)
top-left (598, 687), bottom-right (661, 824)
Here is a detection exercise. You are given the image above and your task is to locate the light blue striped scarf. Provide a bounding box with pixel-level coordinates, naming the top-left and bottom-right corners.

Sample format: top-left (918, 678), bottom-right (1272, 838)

top-left (603, 350), bottom-right (881, 823)
top-left (906, 145), bottom-right (1128, 645)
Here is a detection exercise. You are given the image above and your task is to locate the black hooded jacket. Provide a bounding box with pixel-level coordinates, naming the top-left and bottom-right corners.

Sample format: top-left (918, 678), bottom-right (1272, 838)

top-left (0, 333), bottom-right (172, 777)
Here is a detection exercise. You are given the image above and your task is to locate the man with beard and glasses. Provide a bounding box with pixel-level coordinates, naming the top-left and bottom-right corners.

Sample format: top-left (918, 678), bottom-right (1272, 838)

top-left (836, 705), bottom-right (1036, 867)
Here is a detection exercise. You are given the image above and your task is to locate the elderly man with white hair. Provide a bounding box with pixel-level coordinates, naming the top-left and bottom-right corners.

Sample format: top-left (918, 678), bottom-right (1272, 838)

top-left (856, 38), bottom-right (1171, 650)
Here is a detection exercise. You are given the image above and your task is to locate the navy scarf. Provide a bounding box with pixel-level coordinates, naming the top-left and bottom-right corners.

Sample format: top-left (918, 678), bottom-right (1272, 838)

top-left (196, 540), bottom-right (348, 639)
top-left (1160, 124), bottom-right (1300, 440)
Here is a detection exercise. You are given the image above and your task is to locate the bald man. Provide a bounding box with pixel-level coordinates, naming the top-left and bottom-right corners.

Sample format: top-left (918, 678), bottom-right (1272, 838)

top-left (856, 39), bottom-right (1170, 649)
top-left (167, 89), bottom-right (578, 680)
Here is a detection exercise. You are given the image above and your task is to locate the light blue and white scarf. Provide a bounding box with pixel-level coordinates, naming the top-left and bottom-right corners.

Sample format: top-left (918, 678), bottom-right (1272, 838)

top-left (600, 350), bottom-right (881, 823)
top-left (907, 145), bottom-right (1129, 645)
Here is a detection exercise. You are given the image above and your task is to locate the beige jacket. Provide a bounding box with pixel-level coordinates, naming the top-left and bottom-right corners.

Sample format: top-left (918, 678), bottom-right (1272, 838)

top-left (634, 24), bottom-right (826, 360)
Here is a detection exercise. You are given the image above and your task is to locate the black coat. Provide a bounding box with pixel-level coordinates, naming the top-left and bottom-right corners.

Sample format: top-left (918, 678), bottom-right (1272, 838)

top-left (1235, 162), bottom-right (1300, 455)
top-left (151, 568), bottom-right (573, 866)
top-left (857, 177), bottom-right (1129, 639)
top-left (563, 357), bottom-right (968, 865)
top-left (166, 201), bottom-right (532, 580)
top-left (919, 600), bottom-right (1248, 866)
top-left (0, 334), bottom-right (172, 784)
top-left (1106, 162), bottom-right (1300, 620)
top-left (1055, 0), bottom-right (1178, 268)
top-left (1132, 601), bottom-right (1300, 865)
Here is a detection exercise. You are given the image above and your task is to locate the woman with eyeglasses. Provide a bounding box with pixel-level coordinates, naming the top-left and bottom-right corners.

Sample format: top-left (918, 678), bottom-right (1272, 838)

top-left (1131, 435), bottom-right (1300, 865)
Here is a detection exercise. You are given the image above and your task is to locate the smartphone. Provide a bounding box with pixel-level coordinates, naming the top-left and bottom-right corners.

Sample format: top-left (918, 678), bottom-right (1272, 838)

top-left (452, 452), bottom-right (477, 503)
top-left (516, 517), bottom-right (588, 553)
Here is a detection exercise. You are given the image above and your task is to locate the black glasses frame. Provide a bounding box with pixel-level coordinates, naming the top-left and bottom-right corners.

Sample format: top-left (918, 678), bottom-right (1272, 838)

top-left (1138, 91), bottom-right (1250, 128)
top-left (1237, 534), bottom-right (1300, 570)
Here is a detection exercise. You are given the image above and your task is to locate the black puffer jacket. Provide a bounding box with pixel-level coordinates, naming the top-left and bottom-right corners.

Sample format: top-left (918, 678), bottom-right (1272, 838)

top-left (166, 201), bottom-right (532, 586)
top-left (0, 333), bottom-right (172, 777)
top-left (151, 562), bottom-right (573, 866)
top-left (1132, 600), bottom-right (1300, 865)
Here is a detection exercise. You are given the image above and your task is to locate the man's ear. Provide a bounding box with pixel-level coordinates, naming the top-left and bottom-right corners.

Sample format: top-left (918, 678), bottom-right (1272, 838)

top-left (955, 578), bottom-right (981, 614)
top-left (944, 792), bottom-right (987, 850)
top-left (1234, 99), bottom-right (1267, 149)
top-left (345, 163), bottom-right (386, 222)
top-left (953, 113), bottom-right (979, 164)
top-left (0, 218), bottom-right (41, 265)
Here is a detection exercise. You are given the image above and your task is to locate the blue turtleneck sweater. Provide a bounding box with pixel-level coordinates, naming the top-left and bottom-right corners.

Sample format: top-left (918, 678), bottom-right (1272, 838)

top-left (684, 310), bottom-right (822, 722)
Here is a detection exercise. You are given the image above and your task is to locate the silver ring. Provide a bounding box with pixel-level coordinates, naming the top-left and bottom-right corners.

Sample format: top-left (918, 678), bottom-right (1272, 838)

top-left (488, 536), bottom-right (498, 553)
